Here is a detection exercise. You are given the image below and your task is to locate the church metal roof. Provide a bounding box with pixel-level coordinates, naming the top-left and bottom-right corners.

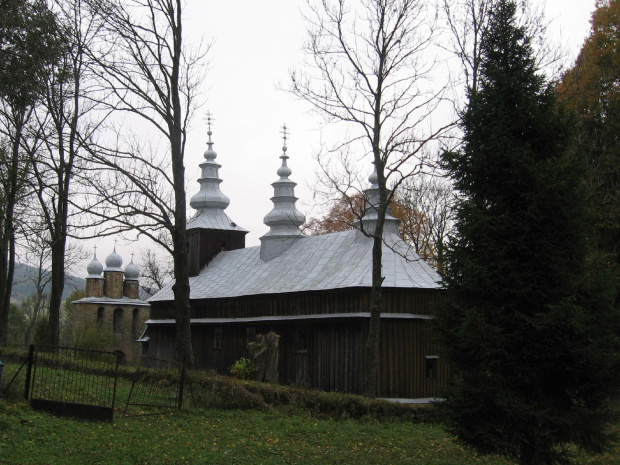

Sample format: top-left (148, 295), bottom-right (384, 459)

top-left (187, 208), bottom-right (248, 231)
top-left (149, 229), bottom-right (441, 303)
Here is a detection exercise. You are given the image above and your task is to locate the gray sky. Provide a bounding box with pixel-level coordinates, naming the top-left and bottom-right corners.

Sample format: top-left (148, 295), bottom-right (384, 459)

top-left (84, 0), bottom-right (597, 274)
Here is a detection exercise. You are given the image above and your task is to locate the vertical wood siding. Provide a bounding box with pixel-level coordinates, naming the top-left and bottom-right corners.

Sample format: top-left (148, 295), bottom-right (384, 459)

top-left (146, 288), bottom-right (447, 398)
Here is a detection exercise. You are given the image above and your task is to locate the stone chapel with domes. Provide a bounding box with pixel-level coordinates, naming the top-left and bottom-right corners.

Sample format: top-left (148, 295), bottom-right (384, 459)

top-left (72, 248), bottom-right (150, 364)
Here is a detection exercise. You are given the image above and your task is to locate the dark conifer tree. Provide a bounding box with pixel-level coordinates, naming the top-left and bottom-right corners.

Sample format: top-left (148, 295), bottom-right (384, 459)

top-left (435, 1), bottom-right (620, 464)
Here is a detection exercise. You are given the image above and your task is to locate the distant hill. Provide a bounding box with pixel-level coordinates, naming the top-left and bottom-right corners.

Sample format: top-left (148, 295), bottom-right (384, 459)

top-left (10, 263), bottom-right (86, 305)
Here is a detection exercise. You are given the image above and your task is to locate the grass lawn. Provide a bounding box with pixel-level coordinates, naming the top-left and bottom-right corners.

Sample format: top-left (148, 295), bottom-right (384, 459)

top-left (0, 401), bottom-right (514, 465)
top-left (0, 359), bottom-right (618, 465)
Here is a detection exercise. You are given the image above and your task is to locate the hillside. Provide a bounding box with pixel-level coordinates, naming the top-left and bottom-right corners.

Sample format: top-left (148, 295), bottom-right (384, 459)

top-left (10, 263), bottom-right (86, 304)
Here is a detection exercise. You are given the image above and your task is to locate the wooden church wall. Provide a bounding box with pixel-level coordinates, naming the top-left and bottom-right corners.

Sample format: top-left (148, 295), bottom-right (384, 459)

top-left (149, 288), bottom-right (439, 320)
top-left (145, 316), bottom-right (447, 399)
top-left (376, 319), bottom-right (449, 398)
top-left (146, 288), bottom-right (445, 398)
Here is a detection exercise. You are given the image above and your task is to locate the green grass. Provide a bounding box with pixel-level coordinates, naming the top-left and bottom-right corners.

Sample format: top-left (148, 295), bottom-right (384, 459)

top-left (0, 401), bottom-right (515, 465)
top-left (0, 357), bottom-right (618, 465)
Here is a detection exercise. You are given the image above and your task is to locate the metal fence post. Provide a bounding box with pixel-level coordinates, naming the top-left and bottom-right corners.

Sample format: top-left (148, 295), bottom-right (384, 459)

top-left (24, 345), bottom-right (34, 400)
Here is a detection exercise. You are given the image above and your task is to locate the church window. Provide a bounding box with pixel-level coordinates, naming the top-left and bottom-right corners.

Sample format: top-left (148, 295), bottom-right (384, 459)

top-left (132, 309), bottom-right (139, 339)
top-left (425, 355), bottom-right (439, 380)
top-left (113, 308), bottom-right (124, 335)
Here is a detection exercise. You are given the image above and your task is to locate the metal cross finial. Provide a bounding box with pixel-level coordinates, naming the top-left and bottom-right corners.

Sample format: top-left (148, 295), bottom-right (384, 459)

top-left (131, 252), bottom-right (135, 263)
top-left (204, 111), bottom-right (215, 132)
top-left (93, 245), bottom-right (97, 256)
top-left (281, 123), bottom-right (289, 147)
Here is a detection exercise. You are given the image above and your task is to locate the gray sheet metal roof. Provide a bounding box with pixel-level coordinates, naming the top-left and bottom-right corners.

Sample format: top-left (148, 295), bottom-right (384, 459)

top-left (73, 296), bottom-right (151, 307)
top-left (187, 208), bottom-right (247, 231)
top-left (149, 229), bottom-right (441, 303)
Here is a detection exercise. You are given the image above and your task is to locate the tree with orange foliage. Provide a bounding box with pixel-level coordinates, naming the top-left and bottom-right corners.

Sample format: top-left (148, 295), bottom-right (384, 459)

top-left (306, 176), bottom-right (452, 270)
top-left (558, 0), bottom-right (620, 307)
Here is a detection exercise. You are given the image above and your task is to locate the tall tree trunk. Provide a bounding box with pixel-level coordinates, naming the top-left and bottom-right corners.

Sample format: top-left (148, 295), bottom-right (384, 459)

top-left (364, 233), bottom-right (384, 397)
top-left (169, 0), bottom-right (193, 368)
top-left (170, 145), bottom-right (193, 368)
top-left (0, 231), bottom-right (16, 346)
top-left (0, 117), bottom-right (24, 346)
top-left (47, 225), bottom-right (66, 347)
top-left (363, 129), bottom-right (388, 397)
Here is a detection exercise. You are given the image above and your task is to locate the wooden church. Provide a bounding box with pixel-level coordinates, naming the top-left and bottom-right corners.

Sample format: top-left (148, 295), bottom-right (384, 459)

top-left (145, 127), bottom-right (447, 399)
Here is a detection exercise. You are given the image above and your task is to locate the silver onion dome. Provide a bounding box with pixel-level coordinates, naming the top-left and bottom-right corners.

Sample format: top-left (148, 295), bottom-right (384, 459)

top-left (105, 247), bottom-right (123, 272)
top-left (86, 252), bottom-right (103, 278)
top-left (124, 259), bottom-right (140, 281)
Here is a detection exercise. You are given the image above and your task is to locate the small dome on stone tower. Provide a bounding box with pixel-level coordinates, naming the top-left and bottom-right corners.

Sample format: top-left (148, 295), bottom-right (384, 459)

top-left (105, 247), bottom-right (124, 272)
top-left (124, 259), bottom-right (140, 281)
top-left (86, 252), bottom-right (103, 278)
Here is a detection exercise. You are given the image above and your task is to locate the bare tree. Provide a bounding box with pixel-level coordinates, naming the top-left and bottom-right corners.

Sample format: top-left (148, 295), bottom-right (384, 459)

top-left (81, 0), bottom-right (208, 367)
top-left (442, 0), bottom-right (564, 103)
top-left (0, 131), bottom-right (30, 346)
top-left (22, 0), bottom-right (108, 347)
top-left (306, 175), bottom-right (453, 269)
top-left (0, 0), bottom-right (62, 346)
top-left (396, 175), bottom-right (453, 269)
top-left (19, 233), bottom-right (51, 349)
top-left (441, 0), bottom-right (490, 95)
top-left (138, 248), bottom-right (174, 296)
top-left (292, 0), bottom-right (450, 396)
top-left (11, 214), bottom-right (88, 348)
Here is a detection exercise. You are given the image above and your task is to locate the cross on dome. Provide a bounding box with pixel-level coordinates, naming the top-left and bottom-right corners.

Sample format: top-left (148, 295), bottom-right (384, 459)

top-left (281, 123), bottom-right (289, 152)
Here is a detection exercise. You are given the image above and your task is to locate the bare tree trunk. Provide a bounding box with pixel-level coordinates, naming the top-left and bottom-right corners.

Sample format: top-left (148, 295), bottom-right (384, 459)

top-left (0, 230), bottom-right (16, 346)
top-left (364, 234), bottom-right (384, 397)
top-left (47, 228), bottom-right (66, 347)
top-left (168, 1), bottom-right (192, 368)
top-left (81, 0), bottom-right (204, 368)
top-left (292, 0), bottom-right (446, 397)
top-left (24, 289), bottom-right (45, 349)
top-left (171, 130), bottom-right (193, 368)
top-left (0, 117), bottom-right (25, 346)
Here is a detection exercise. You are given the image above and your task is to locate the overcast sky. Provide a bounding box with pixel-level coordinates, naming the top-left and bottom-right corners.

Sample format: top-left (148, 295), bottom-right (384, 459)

top-left (83, 0), bottom-right (598, 274)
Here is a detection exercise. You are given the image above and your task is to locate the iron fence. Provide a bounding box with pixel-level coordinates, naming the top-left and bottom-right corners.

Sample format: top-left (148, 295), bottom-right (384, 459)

top-left (28, 345), bottom-right (119, 421)
top-left (124, 355), bottom-right (186, 417)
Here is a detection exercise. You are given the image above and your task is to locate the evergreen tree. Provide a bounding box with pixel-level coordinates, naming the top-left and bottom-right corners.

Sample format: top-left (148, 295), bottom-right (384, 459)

top-left (435, 1), bottom-right (620, 464)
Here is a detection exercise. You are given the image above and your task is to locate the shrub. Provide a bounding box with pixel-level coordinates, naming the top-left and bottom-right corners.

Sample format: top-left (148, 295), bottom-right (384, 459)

top-left (229, 357), bottom-right (258, 380)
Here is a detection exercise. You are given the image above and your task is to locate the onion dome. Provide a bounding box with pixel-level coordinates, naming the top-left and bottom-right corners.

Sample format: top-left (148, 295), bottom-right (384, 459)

top-left (104, 247), bottom-right (124, 272)
top-left (124, 259), bottom-right (140, 281)
top-left (187, 118), bottom-right (246, 232)
top-left (354, 162), bottom-right (400, 239)
top-left (86, 251), bottom-right (104, 279)
top-left (189, 125), bottom-right (230, 210)
top-left (260, 125), bottom-right (306, 261)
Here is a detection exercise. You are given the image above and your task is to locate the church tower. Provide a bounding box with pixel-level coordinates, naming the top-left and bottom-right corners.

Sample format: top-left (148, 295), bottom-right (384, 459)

top-left (353, 162), bottom-right (400, 242)
top-left (260, 125), bottom-right (305, 261)
top-left (85, 251), bottom-right (104, 298)
top-left (186, 117), bottom-right (247, 276)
